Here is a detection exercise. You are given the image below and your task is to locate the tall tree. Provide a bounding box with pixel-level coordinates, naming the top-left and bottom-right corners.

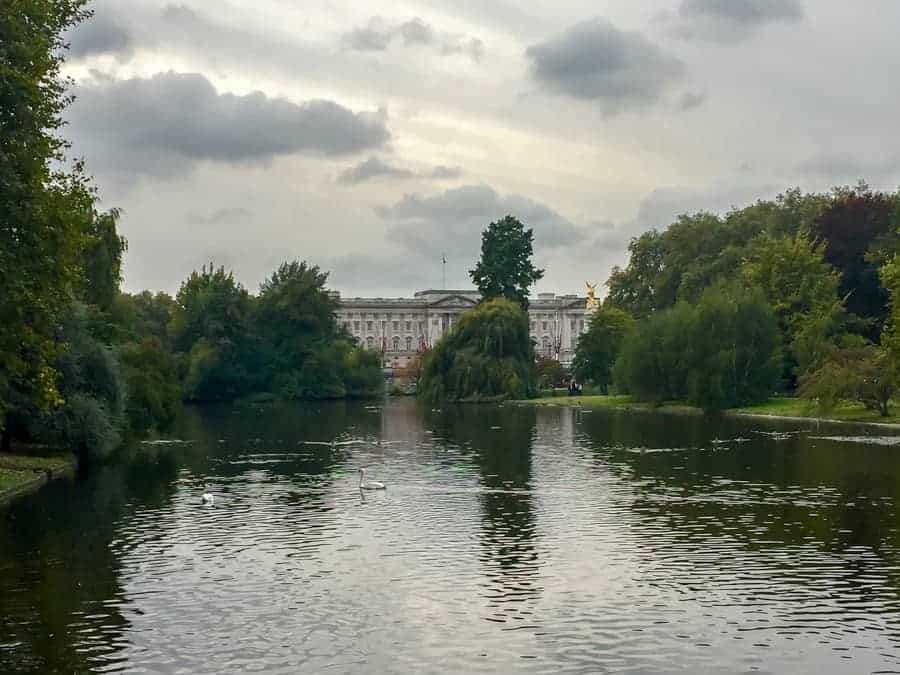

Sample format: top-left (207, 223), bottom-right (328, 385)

top-left (1, 0), bottom-right (94, 444)
top-left (469, 216), bottom-right (544, 308)
top-left (811, 185), bottom-right (897, 337)
top-left (572, 307), bottom-right (635, 393)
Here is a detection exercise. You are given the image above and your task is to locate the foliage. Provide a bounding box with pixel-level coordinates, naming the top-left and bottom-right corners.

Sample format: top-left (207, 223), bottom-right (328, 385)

top-left (613, 285), bottom-right (781, 410)
top-left (118, 338), bottom-right (180, 434)
top-left (79, 209), bottom-right (127, 311)
top-left (741, 232), bottom-right (847, 380)
top-left (811, 185), bottom-right (898, 337)
top-left (418, 298), bottom-right (537, 402)
top-left (572, 307), bottom-right (635, 392)
top-left (469, 216), bottom-right (544, 309)
top-left (0, 0), bottom-right (94, 431)
top-left (536, 357), bottom-right (568, 389)
top-left (799, 347), bottom-right (894, 417)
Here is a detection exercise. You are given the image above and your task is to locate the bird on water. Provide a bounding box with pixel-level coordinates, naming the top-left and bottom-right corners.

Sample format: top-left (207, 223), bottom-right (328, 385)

top-left (358, 468), bottom-right (386, 490)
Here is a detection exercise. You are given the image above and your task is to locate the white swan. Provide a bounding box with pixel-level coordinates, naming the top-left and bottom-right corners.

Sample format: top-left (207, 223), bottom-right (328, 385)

top-left (358, 468), bottom-right (386, 490)
top-left (201, 491), bottom-right (214, 504)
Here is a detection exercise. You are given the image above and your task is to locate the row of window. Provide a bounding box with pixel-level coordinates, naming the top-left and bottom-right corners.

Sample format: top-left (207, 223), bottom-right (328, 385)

top-left (360, 336), bottom-right (422, 352)
top-left (530, 320), bottom-right (586, 332)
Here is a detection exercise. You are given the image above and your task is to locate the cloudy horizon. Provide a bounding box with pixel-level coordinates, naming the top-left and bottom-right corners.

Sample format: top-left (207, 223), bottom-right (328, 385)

top-left (62, 0), bottom-right (900, 297)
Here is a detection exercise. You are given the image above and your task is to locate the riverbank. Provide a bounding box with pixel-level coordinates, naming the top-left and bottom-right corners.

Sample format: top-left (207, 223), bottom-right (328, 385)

top-left (0, 452), bottom-right (77, 505)
top-left (518, 395), bottom-right (900, 426)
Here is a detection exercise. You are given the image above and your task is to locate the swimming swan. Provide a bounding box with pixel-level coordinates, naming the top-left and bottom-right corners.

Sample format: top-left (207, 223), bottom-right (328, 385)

top-left (201, 491), bottom-right (214, 504)
top-left (358, 468), bottom-right (386, 490)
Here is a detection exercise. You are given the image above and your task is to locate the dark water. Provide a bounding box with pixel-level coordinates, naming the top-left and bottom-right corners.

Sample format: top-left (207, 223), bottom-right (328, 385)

top-left (3, 400), bottom-right (900, 674)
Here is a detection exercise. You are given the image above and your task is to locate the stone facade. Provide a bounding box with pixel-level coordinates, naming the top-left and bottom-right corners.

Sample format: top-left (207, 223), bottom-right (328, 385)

top-left (333, 289), bottom-right (590, 369)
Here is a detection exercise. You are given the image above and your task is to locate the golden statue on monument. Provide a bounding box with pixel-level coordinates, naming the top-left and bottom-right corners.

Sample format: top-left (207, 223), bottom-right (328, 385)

top-left (585, 281), bottom-right (600, 312)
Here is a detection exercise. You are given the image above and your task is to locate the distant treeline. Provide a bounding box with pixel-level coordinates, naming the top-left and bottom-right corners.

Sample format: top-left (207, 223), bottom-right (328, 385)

top-left (573, 185), bottom-right (900, 414)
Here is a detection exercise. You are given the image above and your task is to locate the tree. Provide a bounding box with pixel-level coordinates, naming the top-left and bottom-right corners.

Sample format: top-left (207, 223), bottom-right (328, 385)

top-left (469, 216), bottom-right (544, 308)
top-left (79, 209), bottom-right (127, 312)
top-left (741, 232), bottom-right (847, 379)
top-left (418, 298), bottom-right (537, 402)
top-left (572, 307), bottom-right (635, 392)
top-left (811, 185), bottom-right (897, 338)
top-left (799, 346), bottom-right (894, 417)
top-left (613, 285), bottom-right (780, 410)
top-left (536, 357), bottom-right (568, 389)
top-left (1, 0), bottom-right (94, 442)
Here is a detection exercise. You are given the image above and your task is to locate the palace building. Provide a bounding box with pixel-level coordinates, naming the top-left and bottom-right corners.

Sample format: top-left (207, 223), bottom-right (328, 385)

top-left (333, 289), bottom-right (591, 370)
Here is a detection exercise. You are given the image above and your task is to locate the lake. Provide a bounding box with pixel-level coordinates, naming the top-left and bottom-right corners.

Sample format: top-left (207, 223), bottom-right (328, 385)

top-left (2, 399), bottom-right (900, 673)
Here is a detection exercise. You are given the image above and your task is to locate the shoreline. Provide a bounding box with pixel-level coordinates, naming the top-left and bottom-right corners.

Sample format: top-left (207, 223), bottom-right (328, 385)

top-left (0, 452), bottom-right (77, 506)
top-left (515, 395), bottom-right (900, 429)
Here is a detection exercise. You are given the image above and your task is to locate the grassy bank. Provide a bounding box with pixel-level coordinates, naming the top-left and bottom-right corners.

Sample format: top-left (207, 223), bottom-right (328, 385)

top-left (0, 452), bottom-right (76, 505)
top-left (519, 395), bottom-right (900, 425)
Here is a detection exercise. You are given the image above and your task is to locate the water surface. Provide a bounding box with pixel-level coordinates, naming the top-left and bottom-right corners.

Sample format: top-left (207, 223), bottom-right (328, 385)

top-left (2, 399), bottom-right (900, 673)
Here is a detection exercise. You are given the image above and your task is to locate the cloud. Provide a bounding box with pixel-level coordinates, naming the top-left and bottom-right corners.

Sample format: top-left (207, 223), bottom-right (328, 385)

top-left (337, 158), bottom-right (465, 185)
top-left (187, 207), bottom-right (252, 226)
top-left (338, 157), bottom-right (415, 184)
top-left (796, 153), bottom-right (900, 183)
top-left (678, 91), bottom-right (707, 110)
top-left (377, 184), bottom-right (587, 259)
top-left (66, 9), bottom-right (134, 60)
top-left (343, 17), bottom-right (484, 62)
top-left (66, 71), bottom-right (390, 178)
top-left (525, 19), bottom-right (685, 112)
top-left (664, 0), bottom-right (804, 42)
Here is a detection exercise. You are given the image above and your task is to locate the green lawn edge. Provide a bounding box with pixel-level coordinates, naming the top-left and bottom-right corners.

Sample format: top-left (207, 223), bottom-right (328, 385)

top-left (515, 395), bottom-right (900, 426)
top-left (0, 452), bottom-right (77, 505)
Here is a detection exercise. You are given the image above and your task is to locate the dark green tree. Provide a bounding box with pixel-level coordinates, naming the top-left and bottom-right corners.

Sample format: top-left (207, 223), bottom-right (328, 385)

top-left (0, 0), bottom-right (94, 444)
top-left (419, 298), bottom-right (537, 402)
top-left (572, 307), bottom-right (635, 392)
top-left (469, 216), bottom-right (544, 308)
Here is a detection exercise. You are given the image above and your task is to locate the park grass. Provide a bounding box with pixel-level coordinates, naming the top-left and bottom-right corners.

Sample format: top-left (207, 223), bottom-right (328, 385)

top-left (520, 394), bottom-right (900, 425)
top-left (0, 451), bottom-right (76, 504)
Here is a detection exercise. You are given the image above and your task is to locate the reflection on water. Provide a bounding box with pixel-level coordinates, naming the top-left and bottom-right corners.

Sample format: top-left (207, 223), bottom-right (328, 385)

top-left (2, 400), bottom-right (900, 673)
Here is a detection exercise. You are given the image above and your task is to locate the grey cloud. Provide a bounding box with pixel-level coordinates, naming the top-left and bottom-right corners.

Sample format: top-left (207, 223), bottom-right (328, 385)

top-left (343, 17), bottom-right (484, 62)
top-left (796, 153), bottom-right (900, 183)
top-left (187, 207), bottom-right (252, 226)
top-left (525, 19), bottom-right (685, 111)
top-left (428, 166), bottom-right (464, 180)
top-left (66, 9), bottom-right (134, 60)
top-left (338, 157), bottom-right (415, 184)
top-left (338, 158), bottom-right (464, 185)
top-left (666, 0), bottom-right (804, 42)
top-left (678, 91), bottom-right (707, 110)
top-left (67, 71), bottom-right (390, 178)
top-left (378, 184), bottom-right (587, 259)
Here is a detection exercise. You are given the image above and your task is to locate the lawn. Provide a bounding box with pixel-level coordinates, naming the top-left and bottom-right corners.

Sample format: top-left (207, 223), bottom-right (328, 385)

top-left (0, 452), bottom-right (76, 502)
top-left (520, 395), bottom-right (900, 425)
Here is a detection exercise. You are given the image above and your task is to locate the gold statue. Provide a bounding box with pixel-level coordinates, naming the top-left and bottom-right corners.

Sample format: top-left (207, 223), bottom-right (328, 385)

top-left (585, 281), bottom-right (599, 312)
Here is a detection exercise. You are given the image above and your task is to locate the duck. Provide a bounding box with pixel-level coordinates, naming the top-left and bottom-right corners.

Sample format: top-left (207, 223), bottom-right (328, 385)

top-left (201, 491), bottom-right (215, 505)
top-left (358, 468), bottom-right (386, 490)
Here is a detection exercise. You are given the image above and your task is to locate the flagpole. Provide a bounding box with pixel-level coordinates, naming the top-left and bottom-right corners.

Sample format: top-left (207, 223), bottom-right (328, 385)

top-left (442, 253), bottom-right (447, 289)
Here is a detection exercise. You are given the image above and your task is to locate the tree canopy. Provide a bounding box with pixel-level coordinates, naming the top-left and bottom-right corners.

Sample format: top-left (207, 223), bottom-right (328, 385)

top-left (469, 216), bottom-right (544, 308)
top-left (418, 298), bottom-right (537, 402)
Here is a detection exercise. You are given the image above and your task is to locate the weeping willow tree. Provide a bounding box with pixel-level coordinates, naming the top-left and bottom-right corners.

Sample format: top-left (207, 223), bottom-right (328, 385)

top-left (418, 298), bottom-right (537, 403)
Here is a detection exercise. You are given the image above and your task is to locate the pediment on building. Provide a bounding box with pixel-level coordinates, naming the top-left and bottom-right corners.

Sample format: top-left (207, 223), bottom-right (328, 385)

top-left (427, 294), bottom-right (479, 309)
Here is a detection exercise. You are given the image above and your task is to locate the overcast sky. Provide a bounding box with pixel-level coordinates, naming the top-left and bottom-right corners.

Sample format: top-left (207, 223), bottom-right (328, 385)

top-left (63, 0), bottom-right (900, 297)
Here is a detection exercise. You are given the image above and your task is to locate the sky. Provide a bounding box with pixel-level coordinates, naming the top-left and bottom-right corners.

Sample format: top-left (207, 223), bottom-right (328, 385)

top-left (62, 0), bottom-right (900, 298)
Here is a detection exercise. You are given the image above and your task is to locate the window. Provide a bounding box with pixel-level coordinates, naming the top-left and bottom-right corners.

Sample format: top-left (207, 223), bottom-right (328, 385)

top-left (542, 336), bottom-right (551, 353)
top-left (354, 321), bottom-right (360, 331)
top-left (542, 321), bottom-right (548, 331)
top-left (579, 320), bottom-right (585, 331)
top-left (433, 319), bottom-right (439, 326)
top-left (571, 319), bottom-right (576, 330)
top-left (392, 336), bottom-right (400, 351)
top-left (381, 321), bottom-right (387, 331)
top-left (405, 321), bottom-right (411, 331)
top-left (366, 321), bottom-right (373, 331)
top-left (393, 321), bottom-right (399, 331)
top-left (366, 337), bottom-right (375, 348)
top-left (530, 321), bottom-right (536, 330)
top-left (406, 336), bottom-right (413, 351)
top-left (373, 313), bottom-right (380, 320)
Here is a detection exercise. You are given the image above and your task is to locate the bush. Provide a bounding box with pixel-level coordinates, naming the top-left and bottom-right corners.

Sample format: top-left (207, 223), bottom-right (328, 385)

top-left (418, 298), bottom-right (537, 403)
top-left (799, 346), bottom-right (894, 416)
top-left (119, 338), bottom-right (180, 434)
